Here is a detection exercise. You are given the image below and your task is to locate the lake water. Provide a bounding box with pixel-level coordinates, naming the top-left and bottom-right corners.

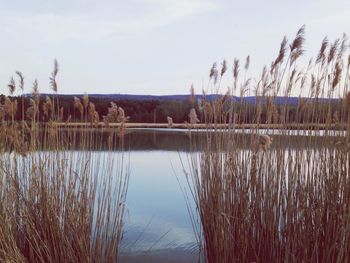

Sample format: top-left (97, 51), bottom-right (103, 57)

top-left (119, 130), bottom-right (199, 263)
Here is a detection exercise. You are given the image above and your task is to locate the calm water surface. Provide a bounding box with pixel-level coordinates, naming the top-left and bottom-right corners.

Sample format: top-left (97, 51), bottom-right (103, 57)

top-left (119, 130), bottom-right (198, 263)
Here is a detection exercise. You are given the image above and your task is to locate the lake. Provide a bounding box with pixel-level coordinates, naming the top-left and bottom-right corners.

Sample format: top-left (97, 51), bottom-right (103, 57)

top-left (118, 129), bottom-right (199, 263)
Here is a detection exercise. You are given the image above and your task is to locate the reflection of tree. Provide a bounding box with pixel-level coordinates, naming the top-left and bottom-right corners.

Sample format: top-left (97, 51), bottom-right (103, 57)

top-left (36, 129), bottom-right (329, 152)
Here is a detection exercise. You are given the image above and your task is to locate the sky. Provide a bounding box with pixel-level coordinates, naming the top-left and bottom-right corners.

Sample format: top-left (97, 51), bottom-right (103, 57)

top-left (1, 0), bottom-right (350, 95)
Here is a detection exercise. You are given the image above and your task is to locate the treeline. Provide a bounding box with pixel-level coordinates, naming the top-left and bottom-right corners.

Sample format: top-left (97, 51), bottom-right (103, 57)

top-left (0, 94), bottom-right (346, 124)
top-left (0, 94), bottom-right (194, 123)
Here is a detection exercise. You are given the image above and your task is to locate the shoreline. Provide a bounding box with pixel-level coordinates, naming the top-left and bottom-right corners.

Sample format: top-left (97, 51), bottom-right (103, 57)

top-left (51, 122), bottom-right (348, 131)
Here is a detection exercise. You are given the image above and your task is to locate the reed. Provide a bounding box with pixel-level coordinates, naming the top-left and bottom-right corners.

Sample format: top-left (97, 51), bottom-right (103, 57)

top-left (187, 27), bottom-right (350, 262)
top-left (0, 62), bottom-right (129, 263)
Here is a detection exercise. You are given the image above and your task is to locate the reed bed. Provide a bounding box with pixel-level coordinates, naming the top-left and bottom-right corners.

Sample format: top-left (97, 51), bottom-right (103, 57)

top-left (187, 27), bottom-right (350, 262)
top-left (0, 62), bottom-right (129, 262)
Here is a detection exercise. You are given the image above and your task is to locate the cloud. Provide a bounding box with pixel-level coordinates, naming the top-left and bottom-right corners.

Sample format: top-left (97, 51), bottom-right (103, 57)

top-left (125, 211), bottom-right (196, 250)
top-left (0, 14), bottom-right (119, 41)
top-left (0, 0), bottom-right (219, 42)
top-left (141, 0), bottom-right (217, 20)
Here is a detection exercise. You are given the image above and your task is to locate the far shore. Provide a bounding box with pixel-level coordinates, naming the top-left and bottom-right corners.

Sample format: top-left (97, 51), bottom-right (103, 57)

top-left (51, 122), bottom-right (348, 131)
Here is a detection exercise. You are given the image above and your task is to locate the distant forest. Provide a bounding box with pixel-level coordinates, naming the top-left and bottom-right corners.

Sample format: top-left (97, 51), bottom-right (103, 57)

top-left (0, 94), bottom-right (194, 123)
top-left (0, 94), bottom-right (345, 124)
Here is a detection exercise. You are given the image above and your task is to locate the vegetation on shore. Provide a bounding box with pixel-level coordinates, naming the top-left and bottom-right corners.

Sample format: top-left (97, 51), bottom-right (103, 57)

top-left (187, 26), bottom-right (350, 262)
top-left (0, 62), bottom-right (129, 263)
top-left (0, 95), bottom-right (345, 126)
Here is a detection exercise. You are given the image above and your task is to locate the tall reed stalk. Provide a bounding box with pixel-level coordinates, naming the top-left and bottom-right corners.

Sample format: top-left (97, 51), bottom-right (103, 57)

top-left (0, 62), bottom-right (129, 263)
top-left (187, 27), bottom-right (350, 262)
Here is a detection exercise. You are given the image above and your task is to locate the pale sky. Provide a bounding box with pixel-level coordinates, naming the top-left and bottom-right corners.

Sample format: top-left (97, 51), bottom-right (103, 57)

top-left (1, 0), bottom-right (350, 95)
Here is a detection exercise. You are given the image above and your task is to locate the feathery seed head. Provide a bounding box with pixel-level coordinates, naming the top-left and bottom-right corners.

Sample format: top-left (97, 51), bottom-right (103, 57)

top-left (328, 39), bottom-right (340, 64)
top-left (189, 108), bottom-right (199, 125)
top-left (317, 37), bottom-right (329, 64)
top-left (290, 25), bottom-right (305, 52)
top-left (245, 55), bottom-right (250, 70)
top-left (233, 59), bottom-right (239, 80)
top-left (15, 71), bottom-right (24, 91)
top-left (74, 96), bottom-right (84, 118)
top-left (210, 62), bottom-right (217, 79)
top-left (8, 77), bottom-right (16, 95)
top-left (338, 33), bottom-right (348, 61)
top-left (83, 93), bottom-right (89, 109)
top-left (332, 62), bottom-right (342, 90)
top-left (167, 116), bottom-right (173, 128)
top-left (273, 37), bottom-right (288, 68)
top-left (107, 102), bottom-right (119, 122)
top-left (50, 59), bottom-right (59, 92)
top-left (117, 107), bottom-right (125, 122)
top-left (190, 84), bottom-right (195, 106)
top-left (43, 96), bottom-right (53, 117)
top-left (210, 62), bottom-right (219, 84)
top-left (259, 134), bottom-right (272, 151)
top-left (221, 60), bottom-right (227, 77)
top-left (32, 79), bottom-right (40, 103)
top-left (88, 102), bottom-right (96, 123)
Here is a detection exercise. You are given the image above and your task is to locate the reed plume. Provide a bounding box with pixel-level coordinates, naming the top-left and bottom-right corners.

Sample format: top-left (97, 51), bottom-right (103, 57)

top-left (8, 77), bottom-right (16, 95)
top-left (210, 62), bottom-right (218, 84)
top-left (50, 59), bottom-right (59, 93)
top-left (74, 96), bottom-right (84, 120)
top-left (316, 36), bottom-right (329, 64)
top-left (273, 36), bottom-right (288, 68)
top-left (233, 59), bottom-right (239, 80)
top-left (258, 134), bottom-right (272, 151)
top-left (43, 96), bottom-right (53, 117)
top-left (83, 93), bottom-right (89, 110)
top-left (221, 60), bottom-right (227, 77)
top-left (244, 55), bottom-right (250, 71)
top-left (332, 62), bottom-right (342, 90)
top-left (189, 108), bottom-right (199, 125)
top-left (167, 116), bottom-right (173, 128)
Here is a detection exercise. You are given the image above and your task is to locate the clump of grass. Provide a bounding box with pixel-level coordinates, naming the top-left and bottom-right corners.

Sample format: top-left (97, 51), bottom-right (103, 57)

top-left (0, 61), bottom-right (129, 262)
top-left (187, 27), bottom-right (350, 262)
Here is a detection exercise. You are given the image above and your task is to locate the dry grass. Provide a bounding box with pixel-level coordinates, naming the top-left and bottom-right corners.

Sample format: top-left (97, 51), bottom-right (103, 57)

top-left (0, 62), bottom-right (129, 263)
top-left (187, 27), bottom-right (350, 263)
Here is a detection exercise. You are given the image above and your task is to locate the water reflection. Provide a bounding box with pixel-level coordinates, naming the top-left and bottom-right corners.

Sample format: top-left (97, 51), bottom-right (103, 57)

top-left (120, 151), bottom-right (198, 263)
top-left (55, 127), bottom-right (341, 152)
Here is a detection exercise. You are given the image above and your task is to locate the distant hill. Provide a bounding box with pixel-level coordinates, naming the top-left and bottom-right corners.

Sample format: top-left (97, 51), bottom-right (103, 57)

top-left (28, 93), bottom-right (339, 106)
top-left (30, 93), bottom-right (222, 101)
